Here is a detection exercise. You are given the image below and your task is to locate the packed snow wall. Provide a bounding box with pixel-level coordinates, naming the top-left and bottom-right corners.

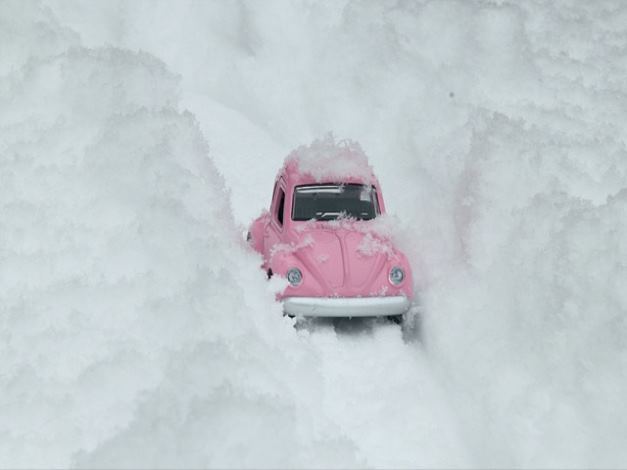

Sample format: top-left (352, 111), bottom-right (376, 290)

top-left (3, 0), bottom-right (627, 468)
top-left (0, 3), bottom-right (365, 467)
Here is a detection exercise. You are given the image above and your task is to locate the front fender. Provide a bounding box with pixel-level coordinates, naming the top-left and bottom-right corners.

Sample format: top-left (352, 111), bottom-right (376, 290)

top-left (268, 250), bottom-right (324, 299)
top-left (247, 210), bottom-right (269, 255)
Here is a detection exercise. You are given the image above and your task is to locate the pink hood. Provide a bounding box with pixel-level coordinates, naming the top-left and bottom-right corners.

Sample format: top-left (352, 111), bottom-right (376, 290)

top-left (271, 224), bottom-right (413, 299)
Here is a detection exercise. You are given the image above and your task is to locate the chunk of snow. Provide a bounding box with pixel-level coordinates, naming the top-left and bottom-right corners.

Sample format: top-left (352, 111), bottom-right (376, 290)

top-left (269, 234), bottom-right (315, 260)
top-left (284, 134), bottom-right (377, 184)
top-left (356, 232), bottom-right (396, 259)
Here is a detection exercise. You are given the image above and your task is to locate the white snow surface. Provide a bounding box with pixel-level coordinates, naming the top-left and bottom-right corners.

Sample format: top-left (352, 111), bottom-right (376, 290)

top-left (2, 0), bottom-right (627, 468)
top-left (285, 134), bottom-right (377, 184)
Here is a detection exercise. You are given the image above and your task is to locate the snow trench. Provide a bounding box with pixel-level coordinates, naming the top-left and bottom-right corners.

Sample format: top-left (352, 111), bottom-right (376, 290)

top-left (2, 1), bottom-right (627, 468)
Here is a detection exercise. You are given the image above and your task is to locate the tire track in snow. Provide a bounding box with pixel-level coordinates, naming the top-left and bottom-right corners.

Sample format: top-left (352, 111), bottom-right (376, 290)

top-left (302, 319), bottom-right (470, 468)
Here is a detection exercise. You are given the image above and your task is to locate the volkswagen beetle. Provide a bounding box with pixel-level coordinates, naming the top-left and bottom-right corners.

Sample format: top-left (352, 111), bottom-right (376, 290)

top-left (247, 138), bottom-right (413, 319)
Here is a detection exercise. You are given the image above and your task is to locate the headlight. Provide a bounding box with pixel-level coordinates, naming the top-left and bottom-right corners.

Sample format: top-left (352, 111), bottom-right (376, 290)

top-left (287, 268), bottom-right (303, 286)
top-left (389, 266), bottom-right (404, 285)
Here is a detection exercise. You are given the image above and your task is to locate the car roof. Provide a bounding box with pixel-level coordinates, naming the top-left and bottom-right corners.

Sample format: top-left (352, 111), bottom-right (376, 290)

top-left (278, 137), bottom-right (381, 188)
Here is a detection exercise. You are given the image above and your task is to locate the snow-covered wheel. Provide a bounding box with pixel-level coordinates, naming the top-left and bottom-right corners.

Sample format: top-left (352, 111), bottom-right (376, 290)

top-left (400, 304), bottom-right (422, 342)
top-left (386, 314), bottom-right (403, 324)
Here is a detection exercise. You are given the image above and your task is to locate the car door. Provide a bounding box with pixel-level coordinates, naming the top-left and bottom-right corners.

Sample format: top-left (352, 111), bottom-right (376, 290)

top-left (264, 178), bottom-right (286, 266)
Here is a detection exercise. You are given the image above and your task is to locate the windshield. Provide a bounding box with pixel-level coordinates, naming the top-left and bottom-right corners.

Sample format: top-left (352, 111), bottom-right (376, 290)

top-left (292, 184), bottom-right (379, 221)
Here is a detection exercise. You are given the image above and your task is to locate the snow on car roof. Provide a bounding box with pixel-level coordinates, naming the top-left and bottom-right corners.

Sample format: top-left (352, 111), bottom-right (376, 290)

top-left (283, 134), bottom-right (378, 185)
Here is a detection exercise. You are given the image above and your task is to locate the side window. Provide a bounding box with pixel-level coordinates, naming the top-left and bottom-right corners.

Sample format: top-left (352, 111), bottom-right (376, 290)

top-left (270, 182), bottom-right (278, 207)
top-left (276, 188), bottom-right (285, 226)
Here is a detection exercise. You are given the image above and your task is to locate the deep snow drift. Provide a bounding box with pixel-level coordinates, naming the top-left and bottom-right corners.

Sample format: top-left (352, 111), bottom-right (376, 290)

top-left (3, 0), bottom-right (627, 468)
top-left (0, 4), bottom-right (354, 467)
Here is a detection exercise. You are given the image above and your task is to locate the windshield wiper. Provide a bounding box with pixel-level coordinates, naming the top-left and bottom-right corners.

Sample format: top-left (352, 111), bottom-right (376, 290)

top-left (316, 211), bottom-right (342, 220)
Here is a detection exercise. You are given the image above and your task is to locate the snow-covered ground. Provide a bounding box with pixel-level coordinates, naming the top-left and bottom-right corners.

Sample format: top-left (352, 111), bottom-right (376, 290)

top-left (2, 0), bottom-right (627, 467)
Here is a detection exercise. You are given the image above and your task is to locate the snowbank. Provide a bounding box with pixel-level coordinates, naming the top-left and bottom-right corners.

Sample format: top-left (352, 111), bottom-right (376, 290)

top-left (0, 4), bottom-right (358, 468)
top-left (426, 188), bottom-right (627, 467)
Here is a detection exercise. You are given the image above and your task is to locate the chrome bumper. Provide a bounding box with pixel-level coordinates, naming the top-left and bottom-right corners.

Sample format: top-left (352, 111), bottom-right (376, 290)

top-left (283, 296), bottom-right (410, 317)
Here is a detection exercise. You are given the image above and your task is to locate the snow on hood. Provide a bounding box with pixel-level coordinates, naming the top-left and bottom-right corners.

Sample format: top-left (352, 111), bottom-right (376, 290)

top-left (292, 214), bottom-right (401, 259)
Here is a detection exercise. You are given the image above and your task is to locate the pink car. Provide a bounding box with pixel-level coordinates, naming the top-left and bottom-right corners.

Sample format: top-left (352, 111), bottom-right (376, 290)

top-left (248, 138), bottom-right (413, 319)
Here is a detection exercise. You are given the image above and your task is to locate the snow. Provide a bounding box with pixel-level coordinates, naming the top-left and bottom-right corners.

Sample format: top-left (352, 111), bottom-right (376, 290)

top-left (269, 234), bottom-right (314, 261)
top-left (284, 134), bottom-right (376, 184)
top-left (2, 0), bottom-right (627, 468)
top-left (355, 234), bottom-right (392, 259)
